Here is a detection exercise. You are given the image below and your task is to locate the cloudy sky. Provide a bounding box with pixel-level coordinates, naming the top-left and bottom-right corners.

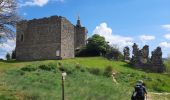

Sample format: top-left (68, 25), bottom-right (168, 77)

top-left (1, 0), bottom-right (170, 58)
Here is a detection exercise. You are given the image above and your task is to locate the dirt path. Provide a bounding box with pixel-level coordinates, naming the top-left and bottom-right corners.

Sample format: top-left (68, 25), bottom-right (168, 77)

top-left (147, 92), bottom-right (170, 100)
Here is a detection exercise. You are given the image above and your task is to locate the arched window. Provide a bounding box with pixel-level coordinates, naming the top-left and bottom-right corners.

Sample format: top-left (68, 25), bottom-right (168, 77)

top-left (21, 34), bottom-right (24, 42)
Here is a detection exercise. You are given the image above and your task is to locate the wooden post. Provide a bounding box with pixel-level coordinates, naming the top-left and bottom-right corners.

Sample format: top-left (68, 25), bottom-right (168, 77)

top-left (61, 72), bottom-right (66, 100)
top-left (62, 76), bottom-right (64, 100)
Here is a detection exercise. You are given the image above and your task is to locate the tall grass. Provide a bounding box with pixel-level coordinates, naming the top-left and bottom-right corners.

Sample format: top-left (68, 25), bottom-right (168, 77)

top-left (0, 63), bottom-right (133, 100)
top-left (0, 57), bottom-right (170, 100)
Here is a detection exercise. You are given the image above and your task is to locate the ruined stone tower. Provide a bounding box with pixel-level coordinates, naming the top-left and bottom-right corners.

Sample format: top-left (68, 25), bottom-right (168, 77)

top-left (16, 16), bottom-right (87, 60)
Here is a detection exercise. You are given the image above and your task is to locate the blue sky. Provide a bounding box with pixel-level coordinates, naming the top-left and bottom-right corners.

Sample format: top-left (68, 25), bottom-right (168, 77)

top-left (1, 0), bottom-right (170, 58)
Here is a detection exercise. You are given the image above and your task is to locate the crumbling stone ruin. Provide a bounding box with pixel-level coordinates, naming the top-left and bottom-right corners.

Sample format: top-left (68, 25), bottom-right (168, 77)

top-left (16, 16), bottom-right (87, 60)
top-left (124, 43), bottom-right (164, 73)
top-left (151, 47), bottom-right (164, 72)
top-left (123, 46), bottom-right (130, 61)
top-left (139, 45), bottom-right (149, 64)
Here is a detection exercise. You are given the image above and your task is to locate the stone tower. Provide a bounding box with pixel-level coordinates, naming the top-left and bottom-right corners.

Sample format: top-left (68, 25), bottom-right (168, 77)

top-left (16, 16), bottom-right (87, 60)
top-left (74, 16), bottom-right (87, 49)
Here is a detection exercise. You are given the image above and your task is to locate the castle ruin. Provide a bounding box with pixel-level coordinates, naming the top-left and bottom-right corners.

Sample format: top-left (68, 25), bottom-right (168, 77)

top-left (124, 43), bottom-right (164, 73)
top-left (16, 16), bottom-right (87, 60)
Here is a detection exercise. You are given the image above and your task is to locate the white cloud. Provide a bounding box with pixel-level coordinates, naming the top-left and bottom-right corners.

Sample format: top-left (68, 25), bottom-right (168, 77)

top-left (0, 39), bottom-right (16, 59)
top-left (159, 42), bottom-right (170, 48)
top-left (93, 23), bottom-right (133, 48)
top-left (164, 34), bottom-right (170, 40)
top-left (162, 24), bottom-right (170, 31)
top-left (23, 12), bottom-right (27, 16)
top-left (19, 0), bottom-right (64, 7)
top-left (139, 35), bottom-right (155, 42)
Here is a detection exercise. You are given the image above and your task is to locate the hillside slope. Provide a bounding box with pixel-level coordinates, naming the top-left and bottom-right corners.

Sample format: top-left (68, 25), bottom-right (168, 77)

top-left (0, 57), bottom-right (170, 100)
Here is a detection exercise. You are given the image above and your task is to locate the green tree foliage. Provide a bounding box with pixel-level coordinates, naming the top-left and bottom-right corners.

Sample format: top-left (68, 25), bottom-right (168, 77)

top-left (6, 52), bottom-right (11, 60)
top-left (86, 34), bottom-right (108, 56)
top-left (105, 46), bottom-right (123, 61)
top-left (76, 34), bottom-right (123, 59)
top-left (11, 49), bottom-right (16, 59)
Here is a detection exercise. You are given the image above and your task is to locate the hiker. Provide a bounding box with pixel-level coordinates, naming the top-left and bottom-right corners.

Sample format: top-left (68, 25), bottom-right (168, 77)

top-left (131, 80), bottom-right (147, 100)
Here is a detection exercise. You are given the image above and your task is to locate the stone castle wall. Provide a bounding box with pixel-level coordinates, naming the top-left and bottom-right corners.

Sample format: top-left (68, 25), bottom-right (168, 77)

top-left (75, 27), bottom-right (87, 49)
top-left (60, 18), bottom-right (75, 59)
top-left (16, 16), bottom-right (87, 60)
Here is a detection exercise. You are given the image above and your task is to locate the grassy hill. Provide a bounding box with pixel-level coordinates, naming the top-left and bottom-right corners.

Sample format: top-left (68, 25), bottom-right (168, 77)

top-left (0, 57), bottom-right (170, 100)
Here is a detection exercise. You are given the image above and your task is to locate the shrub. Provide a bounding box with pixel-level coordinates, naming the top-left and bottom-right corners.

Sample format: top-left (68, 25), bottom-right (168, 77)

top-left (38, 64), bottom-right (56, 71)
top-left (58, 62), bottom-right (62, 67)
top-left (58, 64), bottom-right (75, 74)
top-left (103, 66), bottom-right (113, 77)
top-left (88, 68), bottom-right (101, 75)
top-left (21, 65), bottom-right (37, 72)
top-left (75, 63), bottom-right (86, 72)
top-left (105, 47), bottom-right (123, 61)
top-left (75, 63), bottom-right (81, 69)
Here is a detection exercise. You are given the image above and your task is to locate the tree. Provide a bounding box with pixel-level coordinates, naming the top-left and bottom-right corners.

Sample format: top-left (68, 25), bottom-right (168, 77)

top-left (105, 46), bottom-right (123, 61)
top-left (6, 52), bottom-right (10, 60)
top-left (11, 49), bottom-right (16, 59)
top-left (86, 34), bottom-right (108, 56)
top-left (76, 34), bottom-right (108, 56)
top-left (0, 0), bottom-right (20, 41)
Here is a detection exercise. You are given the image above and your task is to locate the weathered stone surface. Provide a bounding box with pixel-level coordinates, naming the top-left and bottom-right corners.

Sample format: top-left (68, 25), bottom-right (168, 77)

top-left (60, 18), bottom-right (75, 59)
top-left (150, 47), bottom-right (164, 72)
top-left (123, 46), bottom-right (130, 61)
top-left (131, 43), bottom-right (139, 63)
top-left (140, 45), bottom-right (149, 64)
top-left (130, 43), bottom-right (164, 73)
top-left (16, 16), bottom-right (87, 60)
top-left (74, 18), bottom-right (87, 49)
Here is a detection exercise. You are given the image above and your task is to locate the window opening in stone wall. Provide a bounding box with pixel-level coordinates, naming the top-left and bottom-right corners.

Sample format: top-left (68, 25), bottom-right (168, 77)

top-left (56, 50), bottom-right (60, 56)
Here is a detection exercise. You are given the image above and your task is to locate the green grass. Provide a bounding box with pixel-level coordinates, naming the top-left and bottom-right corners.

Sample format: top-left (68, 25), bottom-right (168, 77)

top-left (0, 57), bottom-right (170, 100)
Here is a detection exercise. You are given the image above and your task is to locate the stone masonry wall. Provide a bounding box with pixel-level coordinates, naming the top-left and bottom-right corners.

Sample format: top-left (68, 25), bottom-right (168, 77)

top-left (16, 15), bottom-right (87, 60)
top-left (129, 43), bottom-right (164, 73)
top-left (60, 18), bottom-right (75, 59)
top-left (75, 26), bottom-right (87, 49)
top-left (16, 16), bottom-right (62, 60)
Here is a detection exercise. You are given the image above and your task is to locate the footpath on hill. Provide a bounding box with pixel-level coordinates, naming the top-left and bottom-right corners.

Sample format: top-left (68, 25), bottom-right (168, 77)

top-left (147, 92), bottom-right (170, 100)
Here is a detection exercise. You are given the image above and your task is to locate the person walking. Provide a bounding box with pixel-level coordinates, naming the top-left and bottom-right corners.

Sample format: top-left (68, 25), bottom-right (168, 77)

top-left (131, 80), bottom-right (147, 100)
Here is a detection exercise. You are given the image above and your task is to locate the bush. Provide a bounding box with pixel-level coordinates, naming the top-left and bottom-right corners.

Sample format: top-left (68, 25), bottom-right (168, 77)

top-left (38, 64), bottom-right (56, 71)
top-left (105, 47), bottom-right (123, 61)
top-left (88, 68), bottom-right (101, 75)
top-left (21, 65), bottom-right (37, 72)
top-left (75, 63), bottom-right (80, 69)
top-left (58, 64), bottom-right (75, 74)
top-left (103, 66), bottom-right (113, 77)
